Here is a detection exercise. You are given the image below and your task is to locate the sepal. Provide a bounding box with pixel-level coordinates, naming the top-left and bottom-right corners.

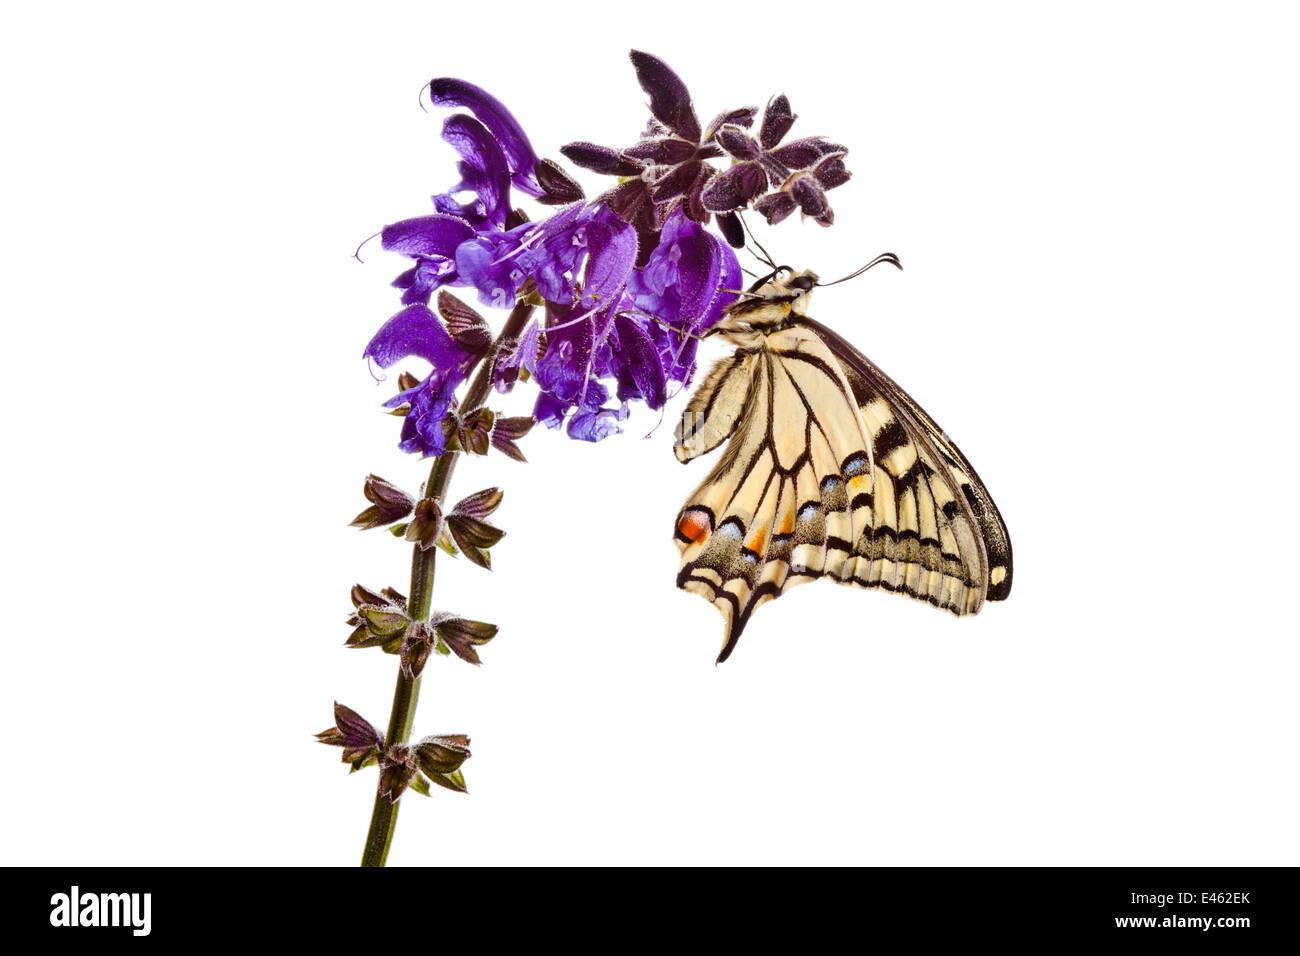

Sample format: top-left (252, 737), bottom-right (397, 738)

top-left (349, 474), bottom-right (416, 529)
top-left (404, 498), bottom-right (445, 552)
top-left (436, 291), bottom-right (492, 356)
top-left (490, 415), bottom-right (535, 461)
top-left (415, 734), bottom-right (471, 775)
top-left (378, 744), bottom-right (418, 804)
top-left (316, 702), bottom-right (385, 770)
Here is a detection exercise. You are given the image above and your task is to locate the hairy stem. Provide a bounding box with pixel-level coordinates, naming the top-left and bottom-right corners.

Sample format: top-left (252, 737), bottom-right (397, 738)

top-left (360, 299), bottom-right (535, 867)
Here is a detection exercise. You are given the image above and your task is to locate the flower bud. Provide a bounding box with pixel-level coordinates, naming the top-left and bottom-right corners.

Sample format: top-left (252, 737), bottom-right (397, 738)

top-left (760, 94), bottom-right (796, 150)
top-left (535, 158), bottom-right (585, 205)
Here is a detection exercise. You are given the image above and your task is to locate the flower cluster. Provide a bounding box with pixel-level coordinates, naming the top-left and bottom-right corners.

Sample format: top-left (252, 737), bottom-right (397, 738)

top-left (367, 51), bottom-right (853, 454)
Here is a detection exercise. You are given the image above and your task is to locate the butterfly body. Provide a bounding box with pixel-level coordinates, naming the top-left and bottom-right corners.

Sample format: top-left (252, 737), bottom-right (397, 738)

top-left (673, 265), bottom-right (1012, 662)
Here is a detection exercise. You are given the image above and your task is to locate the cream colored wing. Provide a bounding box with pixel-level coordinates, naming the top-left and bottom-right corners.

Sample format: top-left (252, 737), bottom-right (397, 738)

top-left (674, 324), bottom-right (1002, 662)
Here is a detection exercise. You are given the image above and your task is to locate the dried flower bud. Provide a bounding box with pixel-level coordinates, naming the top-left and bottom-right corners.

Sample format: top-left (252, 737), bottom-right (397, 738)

top-left (701, 162), bottom-right (767, 213)
top-left (629, 49), bottom-right (701, 143)
top-left (534, 158), bottom-right (585, 205)
top-left (559, 141), bottom-right (643, 177)
top-left (714, 124), bottom-right (759, 160)
top-left (755, 190), bottom-right (797, 226)
top-left (350, 474), bottom-right (416, 530)
top-left (760, 94), bottom-right (796, 150)
top-left (790, 174), bottom-right (832, 225)
top-left (717, 211), bottom-right (744, 248)
top-left (404, 498), bottom-right (444, 552)
top-left (813, 153), bottom-right (851, 190)
top-left (316, 702), bottom-right (385, 770)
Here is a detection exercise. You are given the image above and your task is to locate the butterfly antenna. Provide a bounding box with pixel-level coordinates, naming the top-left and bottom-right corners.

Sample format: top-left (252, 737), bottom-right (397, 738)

top-left (817, 252), bottom-right (903, 286)
top-left (739, 213), bottom-right (777, 271)
top-left (354, 230), bottom-right (381, 263)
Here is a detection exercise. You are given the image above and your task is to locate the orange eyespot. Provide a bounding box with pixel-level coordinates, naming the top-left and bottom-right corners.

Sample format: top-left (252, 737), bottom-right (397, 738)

top-left (677, 510), bottom-right (711, 544)
top-left (745, 527), bottom-right (767, 554)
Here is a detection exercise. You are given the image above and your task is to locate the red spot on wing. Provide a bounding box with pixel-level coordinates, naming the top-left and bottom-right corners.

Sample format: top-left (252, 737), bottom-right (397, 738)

top-left (678, 510), bottom-right (711, 544)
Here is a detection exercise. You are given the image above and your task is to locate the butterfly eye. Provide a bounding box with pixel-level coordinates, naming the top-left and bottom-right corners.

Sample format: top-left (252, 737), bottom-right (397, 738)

top-left (788, 275), bottom-right (815, 292)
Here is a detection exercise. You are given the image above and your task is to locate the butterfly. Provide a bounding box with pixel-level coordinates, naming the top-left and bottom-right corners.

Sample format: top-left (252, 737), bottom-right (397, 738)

top-left (673, 253), bottom-right (1012, 662)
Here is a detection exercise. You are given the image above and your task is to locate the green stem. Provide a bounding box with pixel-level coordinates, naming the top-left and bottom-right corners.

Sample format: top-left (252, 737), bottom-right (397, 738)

top-left (360, 299), bottom-right (535, 867)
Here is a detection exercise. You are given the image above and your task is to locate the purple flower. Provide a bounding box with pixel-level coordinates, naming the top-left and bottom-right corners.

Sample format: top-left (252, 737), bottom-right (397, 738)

top-left (368, 53), bottom-right (845, 454)
top-left (431, 114), bottom-right (511, 230)
top-left (365, 305), bottom-right (475, 457)
top-left (384, 215), bottom-right (477, 306)
top-left (427, 78), bottom-right (542, 199)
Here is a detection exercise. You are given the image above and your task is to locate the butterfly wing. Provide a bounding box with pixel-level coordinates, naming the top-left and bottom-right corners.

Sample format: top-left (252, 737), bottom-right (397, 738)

top-left (798, 316), bottom-right (1013, 603)
top-left (674, 322), bottom-right (1011, 662)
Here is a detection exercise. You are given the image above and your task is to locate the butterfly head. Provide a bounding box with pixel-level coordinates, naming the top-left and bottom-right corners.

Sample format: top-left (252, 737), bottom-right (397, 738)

top-left (712, 267), bottom-right (820, 340)
top-left (752, 267), bottom-right (820, 316)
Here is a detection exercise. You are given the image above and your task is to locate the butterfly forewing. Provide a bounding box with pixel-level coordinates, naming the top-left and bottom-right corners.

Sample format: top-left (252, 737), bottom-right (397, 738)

top-left (799, 316), bottom-right (1013, 603)
top-left (673, 280), bottom-right (1011, 662)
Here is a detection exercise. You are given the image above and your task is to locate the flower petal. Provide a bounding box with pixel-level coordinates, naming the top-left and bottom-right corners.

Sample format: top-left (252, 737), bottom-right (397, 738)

top-left (381, 215), bottom-right (475, 258)
top-left (663, 210), bottom-right (738, 328)
top-left (612, 313), bottom-right (667, 409)
top-left (581, 209), bottom-right (638, 307)
top-left (566, 406), bottom-right (624, 442)
top-left (364, 305), bottom-right (461, 369)
top-left (455, 235), bottom-right (529, 310)
top-left (434, 114), bottom-right (510, 228)
top-left (428, 78), bottom-right (542, 197)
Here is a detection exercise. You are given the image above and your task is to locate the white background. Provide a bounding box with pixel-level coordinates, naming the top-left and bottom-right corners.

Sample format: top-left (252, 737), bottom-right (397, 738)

top-left (2, 1), bottom-right (1297, 866)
